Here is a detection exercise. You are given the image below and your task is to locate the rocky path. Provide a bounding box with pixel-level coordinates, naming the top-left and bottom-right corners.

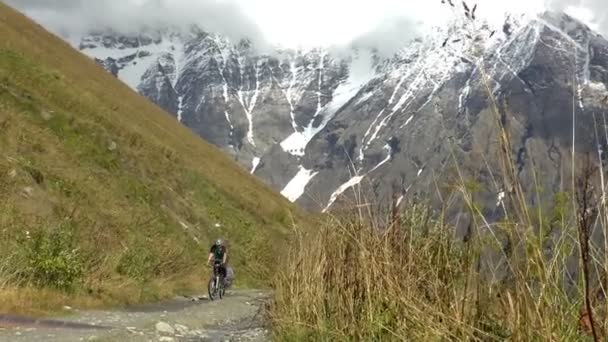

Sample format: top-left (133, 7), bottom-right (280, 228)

top-left (0, 289), bottom-right (270, 342)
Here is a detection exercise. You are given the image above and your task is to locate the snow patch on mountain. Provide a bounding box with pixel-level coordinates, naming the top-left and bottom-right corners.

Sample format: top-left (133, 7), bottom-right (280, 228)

top-left (177, 96), bottom-right (184, 122)
top-left (281, 166), bottom-right (319, 202)
top-left (323, 175), bottom-right (364, 213)
top-left (250, 157), bottom-right (261, 174)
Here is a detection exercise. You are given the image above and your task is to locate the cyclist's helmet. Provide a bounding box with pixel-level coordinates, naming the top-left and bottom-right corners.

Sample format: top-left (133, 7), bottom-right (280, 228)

top-left (215, 239), bottom-right (223, 246)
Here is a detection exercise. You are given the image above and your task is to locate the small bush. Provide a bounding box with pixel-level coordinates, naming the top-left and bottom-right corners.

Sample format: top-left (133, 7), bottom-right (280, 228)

top-left (24, 223), bottom-right (83, 291)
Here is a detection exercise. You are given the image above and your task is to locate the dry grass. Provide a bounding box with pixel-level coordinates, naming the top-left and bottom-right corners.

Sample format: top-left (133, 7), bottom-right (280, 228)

top-left (0, 272), bottom-right (206, 315)
top-left (0, 287), bottom-right (104, 317)
top-left (270, 197), bottom-right (606, 340)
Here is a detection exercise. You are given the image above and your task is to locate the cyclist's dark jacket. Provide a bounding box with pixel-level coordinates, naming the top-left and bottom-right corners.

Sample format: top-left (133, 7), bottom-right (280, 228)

top-left (210, 245), bottom-right (226, 262)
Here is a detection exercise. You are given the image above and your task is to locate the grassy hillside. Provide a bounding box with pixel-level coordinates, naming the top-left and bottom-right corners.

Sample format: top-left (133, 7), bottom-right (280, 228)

top-left (0, 3), bottom-right (303, 314)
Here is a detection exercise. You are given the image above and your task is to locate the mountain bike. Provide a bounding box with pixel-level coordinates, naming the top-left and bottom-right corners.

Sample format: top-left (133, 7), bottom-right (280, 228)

top-left (208, 260), bottom-right (225, 300)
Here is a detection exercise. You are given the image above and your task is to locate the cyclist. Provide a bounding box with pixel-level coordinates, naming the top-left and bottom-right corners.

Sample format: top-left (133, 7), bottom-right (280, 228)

top-left (207, 239), bottom-right (227, 279)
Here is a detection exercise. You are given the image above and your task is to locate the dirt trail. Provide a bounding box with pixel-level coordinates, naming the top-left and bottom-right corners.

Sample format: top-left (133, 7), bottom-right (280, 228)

top-left (0, 289), bottom-right (270, 342)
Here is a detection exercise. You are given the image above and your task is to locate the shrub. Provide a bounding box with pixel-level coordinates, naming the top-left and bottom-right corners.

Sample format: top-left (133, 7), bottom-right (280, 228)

top-left (24, 223), bottom-right (83, 291)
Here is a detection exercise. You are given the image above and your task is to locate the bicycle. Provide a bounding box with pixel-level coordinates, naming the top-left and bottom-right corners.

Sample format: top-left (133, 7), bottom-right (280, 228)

top-left (208, 260), bottom-right (225, 300)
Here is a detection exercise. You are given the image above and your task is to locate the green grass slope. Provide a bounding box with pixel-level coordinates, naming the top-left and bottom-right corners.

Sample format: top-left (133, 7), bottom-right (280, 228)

top-left (0, 3), bottom-right (301, 313)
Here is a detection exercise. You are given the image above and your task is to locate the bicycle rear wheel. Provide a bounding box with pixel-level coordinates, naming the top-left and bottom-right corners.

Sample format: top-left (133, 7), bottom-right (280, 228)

top-left (219, 276), bottom-right (225, 299)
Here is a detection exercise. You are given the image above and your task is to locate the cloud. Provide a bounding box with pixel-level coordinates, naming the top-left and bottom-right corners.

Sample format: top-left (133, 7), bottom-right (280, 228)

top-left (547, 0), bottom-right (608, 34)
top-left (4, 0), bottom-right (607, 56)
top-left (4, 0), bottom-right (269, 48)
top-left (346, 16), bottom-right (425, 58)
top-left (333, 0), bottom-right (608, 58)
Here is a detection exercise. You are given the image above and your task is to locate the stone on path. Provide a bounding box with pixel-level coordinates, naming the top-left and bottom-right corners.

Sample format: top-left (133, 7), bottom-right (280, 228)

top-left (174, 324), bottom-right (189, 335)
top-left (155, 321), bottom-right (175, 335)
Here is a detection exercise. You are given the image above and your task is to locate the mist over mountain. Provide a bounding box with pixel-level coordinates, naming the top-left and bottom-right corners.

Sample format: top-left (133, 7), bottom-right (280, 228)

top-left (8, 0), bottom-right (608, 50)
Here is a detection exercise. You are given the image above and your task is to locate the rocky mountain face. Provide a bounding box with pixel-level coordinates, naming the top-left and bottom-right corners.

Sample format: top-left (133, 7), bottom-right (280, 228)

top-left (74, 12), bottom-right (608, 215)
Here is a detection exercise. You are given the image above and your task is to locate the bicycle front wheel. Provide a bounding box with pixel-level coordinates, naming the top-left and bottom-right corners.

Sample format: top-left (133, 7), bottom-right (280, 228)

top-left (208, 277), bottom-right (217, 301)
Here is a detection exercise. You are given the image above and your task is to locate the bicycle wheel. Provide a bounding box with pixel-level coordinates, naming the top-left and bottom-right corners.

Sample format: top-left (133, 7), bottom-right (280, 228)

top-left (219, 276), bottom-right (225, 299)
top-left (208, 277), bottom-right (217, 301)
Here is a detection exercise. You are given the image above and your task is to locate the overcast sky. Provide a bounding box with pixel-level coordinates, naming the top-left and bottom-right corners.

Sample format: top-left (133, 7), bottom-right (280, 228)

top-left (4, 0), bottom-right (607, 51)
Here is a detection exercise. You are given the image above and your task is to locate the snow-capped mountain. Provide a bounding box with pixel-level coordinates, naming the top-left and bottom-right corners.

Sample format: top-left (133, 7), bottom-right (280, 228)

top-left (74, 11), bottom-right (608, 215)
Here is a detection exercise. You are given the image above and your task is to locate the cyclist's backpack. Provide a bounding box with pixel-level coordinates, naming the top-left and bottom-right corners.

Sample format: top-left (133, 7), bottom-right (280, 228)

top-left (225, 266), bottom-right (235, 288)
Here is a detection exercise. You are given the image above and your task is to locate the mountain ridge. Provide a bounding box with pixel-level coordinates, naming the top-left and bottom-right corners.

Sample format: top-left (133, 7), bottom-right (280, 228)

top-left (72, 10), bottom-right (608, 215)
